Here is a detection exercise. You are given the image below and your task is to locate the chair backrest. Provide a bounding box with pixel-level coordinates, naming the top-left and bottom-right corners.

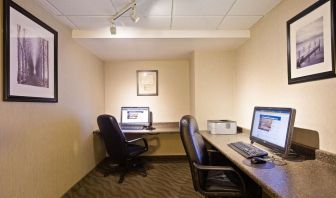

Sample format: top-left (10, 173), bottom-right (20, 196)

top-left (97, 114), bottom-right (128, 162)
top-left (179, 115), bottom-right (209, 190)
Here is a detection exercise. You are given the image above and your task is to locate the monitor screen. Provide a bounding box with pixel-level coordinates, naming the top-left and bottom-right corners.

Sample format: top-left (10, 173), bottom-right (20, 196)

top-left (250, 107), bottom-right (296, 155)
top-left (120, 107), bottom-right (150, 126)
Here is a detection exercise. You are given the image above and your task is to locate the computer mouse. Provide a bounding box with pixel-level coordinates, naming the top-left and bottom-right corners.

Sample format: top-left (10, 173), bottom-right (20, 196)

top-left (251, 157), bottom-right (267, 164)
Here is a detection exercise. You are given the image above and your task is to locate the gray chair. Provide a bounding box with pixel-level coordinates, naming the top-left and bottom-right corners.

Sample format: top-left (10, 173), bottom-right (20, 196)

top-left (179, 115), bottom-right (246, 197)
top-left (97, 114), bottom-right (148, 183)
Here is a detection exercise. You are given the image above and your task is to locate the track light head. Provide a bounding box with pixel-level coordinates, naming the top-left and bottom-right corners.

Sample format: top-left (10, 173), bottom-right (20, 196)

top-left (110, 21), bottom-right (116, 35)
top-left (109, 0), bottom-right (139, 35)
top-left (131, 13), bottom-right (140, 23)
top-left (131, 7), bottom-right (140, 23)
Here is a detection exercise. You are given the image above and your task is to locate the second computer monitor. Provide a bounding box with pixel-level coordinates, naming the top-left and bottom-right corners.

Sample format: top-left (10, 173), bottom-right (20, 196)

top-left (120, 107), bottom-right (150, 126)
top-left (250, 106), bottom-right (296, 156)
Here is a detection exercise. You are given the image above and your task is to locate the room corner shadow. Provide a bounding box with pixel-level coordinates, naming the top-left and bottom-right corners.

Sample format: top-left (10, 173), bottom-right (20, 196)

top-left (291, 127), bottom-right (320, 159)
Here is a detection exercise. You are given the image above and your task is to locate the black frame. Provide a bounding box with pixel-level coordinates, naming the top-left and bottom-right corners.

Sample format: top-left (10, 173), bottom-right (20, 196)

top-left (136, 70), bottom-right (158, 96)
top-left (287, 0), bottom-right (336, 84)
top-left (3, 0), bottom-right (58, 102)
top-left (250, 106), bottom-right (296, 157)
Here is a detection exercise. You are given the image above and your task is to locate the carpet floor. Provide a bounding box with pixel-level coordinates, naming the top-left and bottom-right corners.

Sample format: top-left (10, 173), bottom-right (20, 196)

top-left (62, 158), bottom-right (203, 198)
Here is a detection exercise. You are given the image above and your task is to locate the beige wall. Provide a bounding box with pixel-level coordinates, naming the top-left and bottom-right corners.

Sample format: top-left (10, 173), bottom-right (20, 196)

top-left (235, 0), bottom-right (336, 153)
top-left (192, 50), bottom-right (236, 129)
top-left (0, 0), bottom-right (105, 197)
top-left (104, 60), bottom-right (190, 155)
top-left (105, 60), bottom-right (190, 122)
top-left (190, 52), bottom-right (196, 116)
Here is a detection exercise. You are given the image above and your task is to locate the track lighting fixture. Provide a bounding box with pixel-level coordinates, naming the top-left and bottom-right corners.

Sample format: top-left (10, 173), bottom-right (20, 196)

top-left (109, 0), bottom-right (140, 35)
top-left (131, 7), bottom-right (140, 23)
top-left (110, 20), bottom-right (116, 35)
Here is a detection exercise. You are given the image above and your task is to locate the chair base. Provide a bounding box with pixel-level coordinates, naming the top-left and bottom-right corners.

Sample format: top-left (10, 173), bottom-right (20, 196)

top-left (118, 165), bottom-right (147, 184)
top-left (100, 157), bottom-right (147, 184)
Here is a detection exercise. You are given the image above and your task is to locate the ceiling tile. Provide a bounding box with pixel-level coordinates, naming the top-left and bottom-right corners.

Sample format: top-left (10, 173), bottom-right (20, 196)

top-left (68, 16), bottom-right (111, 29)
top-left (46, 0), bottom-right (115, 15)
top-left (228, 0), bottom-right (282, 15)
top-left (119, 16), bottom-right (171, 29)
top-left (172, 16), bottom-right (223, 30)
top-left (173, 0), bottom-right (235, 16)
top-left (55, 16), bottom-right (78, 29)
top-left (112, 0), bottom-right (172, 16)
top-left (218, 16), bottom-right (262, 30)
top-left (37, 0), bottom-right (62, 15)
top-left (137, 0), bottom-right (172, 16)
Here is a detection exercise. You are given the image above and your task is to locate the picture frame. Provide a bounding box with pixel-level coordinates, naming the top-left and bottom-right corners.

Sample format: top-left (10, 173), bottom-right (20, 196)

top-left (3, 0), bottom-right (58, 102)
top-left (137, 70), bottom-right (158, 96)
top-left (287, 0), bottom-right (336, 84)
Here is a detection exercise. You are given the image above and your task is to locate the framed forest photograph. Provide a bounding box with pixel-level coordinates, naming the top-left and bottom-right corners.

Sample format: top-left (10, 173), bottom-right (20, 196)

top-left (3, 0), bottom-right (58, 102)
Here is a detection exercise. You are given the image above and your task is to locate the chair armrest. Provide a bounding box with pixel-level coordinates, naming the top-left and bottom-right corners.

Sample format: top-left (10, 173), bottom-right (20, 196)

top-left (126, 137), bottom-right (148, 150)
top-left (206, 149), bottom-right (226, 165)
top-left (193, 162), bottom-right (246, 197)
top-left (207, 149), bottom-right (219, 153)
top-left (193, 162), bottom-right (235, 172)
top-left (126, 137), bottom-right (143, 143)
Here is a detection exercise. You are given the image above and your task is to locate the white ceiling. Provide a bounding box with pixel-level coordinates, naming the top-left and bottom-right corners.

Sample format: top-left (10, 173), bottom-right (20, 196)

top-left (37, 0), bottom-right (282, 60)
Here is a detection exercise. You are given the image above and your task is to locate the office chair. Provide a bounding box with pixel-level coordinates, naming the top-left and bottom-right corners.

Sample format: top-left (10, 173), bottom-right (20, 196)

top-left (97, 114), bottom-right (148, 183)
top-left (179, 115), bottom-right (246, 198)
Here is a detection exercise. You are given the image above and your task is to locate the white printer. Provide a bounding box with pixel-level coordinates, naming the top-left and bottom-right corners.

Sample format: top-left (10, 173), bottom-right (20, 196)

top-left (207, 120), bottom-right (237, 135)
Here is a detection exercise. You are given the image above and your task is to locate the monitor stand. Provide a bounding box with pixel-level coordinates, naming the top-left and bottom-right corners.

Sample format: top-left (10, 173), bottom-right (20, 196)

top-left (145, 126), bottom-right (156, 131)
top-left (274, 150), bottom-right (304, 161)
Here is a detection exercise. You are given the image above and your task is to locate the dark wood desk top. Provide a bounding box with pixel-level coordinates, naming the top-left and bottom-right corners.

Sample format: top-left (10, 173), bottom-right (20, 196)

top-left (200, 131), bottom-right (336, 198)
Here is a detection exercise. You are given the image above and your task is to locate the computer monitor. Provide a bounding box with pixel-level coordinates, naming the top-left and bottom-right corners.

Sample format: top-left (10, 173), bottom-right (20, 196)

top-left (250, 106), bottom-right (296, 156)
top-left (120, 107), bottom-right (150, 126)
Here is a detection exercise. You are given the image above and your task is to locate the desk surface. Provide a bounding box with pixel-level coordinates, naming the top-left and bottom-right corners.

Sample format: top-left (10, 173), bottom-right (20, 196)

top-left (200, 131), bottom-right (336, 198)
top-left (122, 127), bottom-right (179, 134)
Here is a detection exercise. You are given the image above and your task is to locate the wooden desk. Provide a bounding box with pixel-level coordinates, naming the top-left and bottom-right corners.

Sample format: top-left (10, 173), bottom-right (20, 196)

top-left (93, 122), bottom-right (179, 134)
top-left (200, 131), bottom-right (336, 198)
top-left (94, 122), bottom-right (184, 156)
top-left (121, 127), bottom-right (179, 134)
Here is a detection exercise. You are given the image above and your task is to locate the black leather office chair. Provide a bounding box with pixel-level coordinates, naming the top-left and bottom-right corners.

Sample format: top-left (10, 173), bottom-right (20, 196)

top-left (97, 114), bottom-right (148, 183)
top-left (179, 115), bottom-right (246, 198)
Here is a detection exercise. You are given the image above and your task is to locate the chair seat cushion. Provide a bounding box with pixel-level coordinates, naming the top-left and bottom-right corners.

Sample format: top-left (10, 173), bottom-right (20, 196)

top-left (205, 170), bottom-right (241, 192)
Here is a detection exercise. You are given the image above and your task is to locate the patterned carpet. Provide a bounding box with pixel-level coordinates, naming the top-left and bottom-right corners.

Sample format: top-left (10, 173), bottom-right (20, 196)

top-left (62, 158), bottom-right (203, 198)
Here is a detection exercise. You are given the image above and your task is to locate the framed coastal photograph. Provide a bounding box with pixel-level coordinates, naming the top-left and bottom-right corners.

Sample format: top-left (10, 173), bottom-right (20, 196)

top-left (3, 0), bottom-right (58, 102)
top-left (287, 0), bottom-right (336, 84)
top-left (137, 70), bottom-right (158, 96)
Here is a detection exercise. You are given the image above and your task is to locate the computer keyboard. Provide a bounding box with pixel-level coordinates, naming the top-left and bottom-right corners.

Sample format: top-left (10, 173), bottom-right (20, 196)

top-left (228, 141), bottom-right (268, 159)
top-left (120, 125), bottom-right (144, 130)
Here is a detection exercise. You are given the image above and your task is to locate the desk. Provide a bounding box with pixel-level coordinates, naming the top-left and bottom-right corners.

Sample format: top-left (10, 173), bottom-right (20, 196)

top-left (94, 122), bottom-right (184, 156)
top-left (93, 122), bottom-right (179, 134)
top-left (121, 127), bottom-right (179, 134)
top-left (200, 131), bottom-right (336, 198)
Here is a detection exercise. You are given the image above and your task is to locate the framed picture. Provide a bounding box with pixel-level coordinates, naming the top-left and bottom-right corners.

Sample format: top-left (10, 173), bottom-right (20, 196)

top-left (287, 0), bottom-right (336, 84)
top-left (137, 70), bottom-right (158, 96)
top-left (3, 0), bottom-right (58, 102)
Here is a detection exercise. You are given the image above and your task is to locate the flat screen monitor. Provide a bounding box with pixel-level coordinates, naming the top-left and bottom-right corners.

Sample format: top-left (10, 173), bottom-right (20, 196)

top-left (250, 107), bottom-right (296, 156)
top-left (120, 107), bottom-right (150, 126)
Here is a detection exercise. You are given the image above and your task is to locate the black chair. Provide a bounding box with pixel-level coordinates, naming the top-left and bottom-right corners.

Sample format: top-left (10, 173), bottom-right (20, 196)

top-left (97, 114), bottom-right (148, 183)
top-left (179, 115), bottom-right (246, 198)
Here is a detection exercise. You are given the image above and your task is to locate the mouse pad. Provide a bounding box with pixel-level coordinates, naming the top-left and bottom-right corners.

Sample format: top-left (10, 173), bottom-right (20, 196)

top-left (242, 159), bottom-right (275, 169)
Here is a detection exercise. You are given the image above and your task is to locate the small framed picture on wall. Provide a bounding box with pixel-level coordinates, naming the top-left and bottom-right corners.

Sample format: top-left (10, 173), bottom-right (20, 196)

top-left (287, 0), bottom-right (336, 84)
top-left (137, 70), bottom-right (158, 96)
